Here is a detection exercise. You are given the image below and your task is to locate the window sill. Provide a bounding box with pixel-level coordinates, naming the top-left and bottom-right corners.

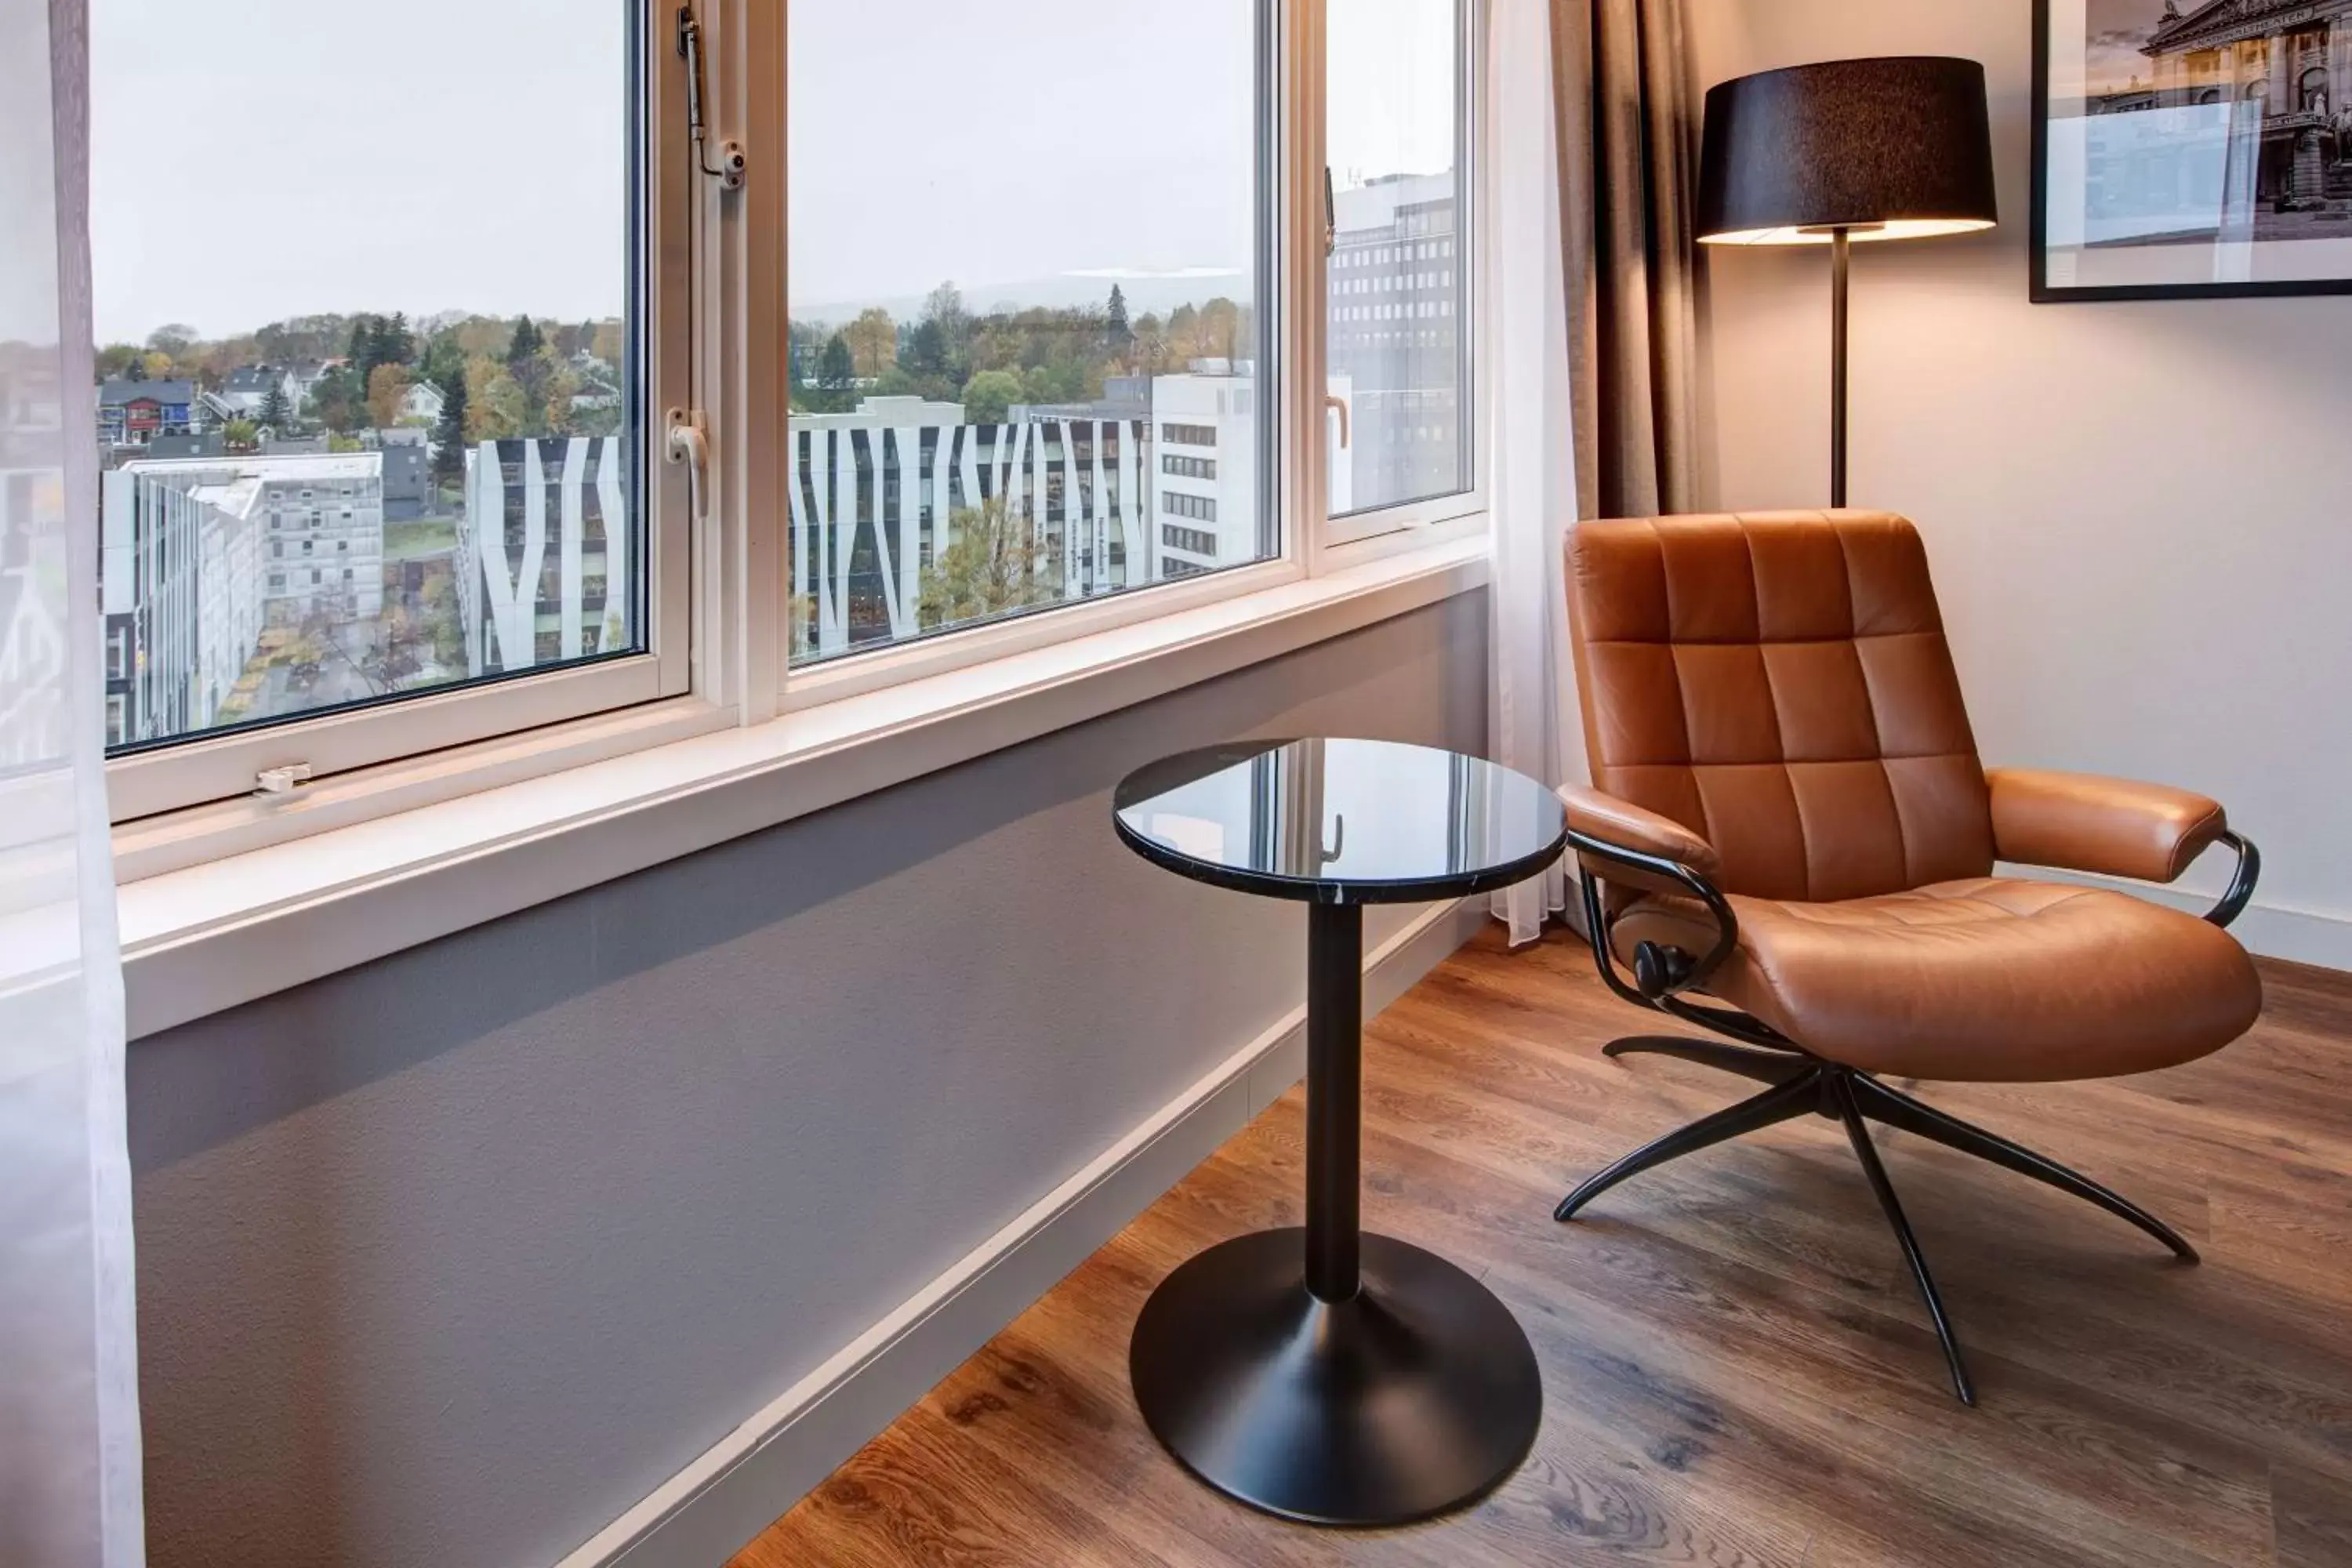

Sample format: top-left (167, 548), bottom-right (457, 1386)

top-left (119, 535), bottom-right (1490, 1039)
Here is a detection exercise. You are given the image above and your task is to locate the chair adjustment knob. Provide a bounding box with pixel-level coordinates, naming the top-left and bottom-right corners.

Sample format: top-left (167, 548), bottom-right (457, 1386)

top-left (1632, 940), bottom-right (1695, 1000)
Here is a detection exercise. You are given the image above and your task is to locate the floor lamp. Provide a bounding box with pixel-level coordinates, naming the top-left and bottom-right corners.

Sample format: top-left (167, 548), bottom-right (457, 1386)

top-left (1697, 56), bottom-right (1999, 507)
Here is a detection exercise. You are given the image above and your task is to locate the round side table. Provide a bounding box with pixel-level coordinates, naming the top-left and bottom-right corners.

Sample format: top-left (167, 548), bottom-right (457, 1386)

top-left (1112, 737), bottom-right (1568, 1526)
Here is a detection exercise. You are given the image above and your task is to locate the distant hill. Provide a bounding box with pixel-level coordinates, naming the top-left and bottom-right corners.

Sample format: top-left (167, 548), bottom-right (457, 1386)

top-left (797, 269), bottom-right (1250, 327)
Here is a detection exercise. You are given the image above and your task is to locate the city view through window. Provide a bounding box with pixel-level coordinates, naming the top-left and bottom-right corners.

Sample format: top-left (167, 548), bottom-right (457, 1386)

top-left (786, 0), bottom-right (1467, 665)
top-left (92, 0), bottom-right (638, 754)
top-left (91, 0), bottom-right (1470, 750)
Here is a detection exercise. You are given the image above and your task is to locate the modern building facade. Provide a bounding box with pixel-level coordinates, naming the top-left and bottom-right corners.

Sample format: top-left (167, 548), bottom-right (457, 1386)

top-left (457, 437), bottom-right (632, 677)
top-left (1327, 171), bottom-right (1464, 513)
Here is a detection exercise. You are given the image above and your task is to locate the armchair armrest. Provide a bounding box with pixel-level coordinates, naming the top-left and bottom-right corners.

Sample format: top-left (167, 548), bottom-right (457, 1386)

top-left (1985, 768), bottom-right (2227, 884)
top-left (1557, 784), bottom-right (1722, 881)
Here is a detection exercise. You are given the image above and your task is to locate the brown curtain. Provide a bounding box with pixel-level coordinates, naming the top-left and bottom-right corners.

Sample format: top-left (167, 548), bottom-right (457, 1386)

top-left (1552, 0), bottom-right (1699, 521)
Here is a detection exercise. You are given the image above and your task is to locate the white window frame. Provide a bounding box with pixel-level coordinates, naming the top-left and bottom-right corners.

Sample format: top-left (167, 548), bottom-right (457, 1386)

top-left (109, 0), bottom-right (1488, 879)
top-left (101, 0), bottom-right (699, 826)
top-left (1321, 0), bottom-right (1487, 549)
top-left (767, 0), bottom-right (1489, 715)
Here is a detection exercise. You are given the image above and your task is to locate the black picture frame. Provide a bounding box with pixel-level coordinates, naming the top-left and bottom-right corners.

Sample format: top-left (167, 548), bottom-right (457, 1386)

top-left (2031, 0), bottom-right (2352, 303)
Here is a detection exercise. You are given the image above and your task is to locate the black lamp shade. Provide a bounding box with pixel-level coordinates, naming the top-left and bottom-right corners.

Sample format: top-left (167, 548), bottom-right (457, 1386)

top-left (1697, 56), bottom-right (1998, 245)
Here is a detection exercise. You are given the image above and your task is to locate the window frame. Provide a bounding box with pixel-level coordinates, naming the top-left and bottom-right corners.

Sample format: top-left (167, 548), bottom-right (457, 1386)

top-left (1321, 0), bottom-right (1486, 548)
top-left (107, 0), bottom-right (1491, 867)
top-left (767, 0), bottom-right (1487, 715)
top-left (100, 0), bottom-right (695, 826)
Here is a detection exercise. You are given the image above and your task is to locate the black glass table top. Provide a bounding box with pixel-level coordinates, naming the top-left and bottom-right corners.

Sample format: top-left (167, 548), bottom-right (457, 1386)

top-left (1112, 739), bottom-right (1569, 905)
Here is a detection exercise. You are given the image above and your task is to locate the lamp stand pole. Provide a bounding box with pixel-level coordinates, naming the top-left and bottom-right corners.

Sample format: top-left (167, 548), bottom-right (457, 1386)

top-left (1830, 226), bottom-right (1850, 509)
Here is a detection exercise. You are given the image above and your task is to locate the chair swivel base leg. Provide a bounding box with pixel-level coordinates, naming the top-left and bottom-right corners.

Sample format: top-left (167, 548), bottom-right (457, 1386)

top-left (1602, 1035), bottom-right (1814, 1086)
top-left (1559, 1059), bottom-right (2198, 1403)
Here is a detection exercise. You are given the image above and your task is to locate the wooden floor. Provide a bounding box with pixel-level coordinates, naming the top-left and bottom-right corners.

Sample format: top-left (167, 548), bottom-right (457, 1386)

top-left (732, 928), bottom-right (2352, 1567)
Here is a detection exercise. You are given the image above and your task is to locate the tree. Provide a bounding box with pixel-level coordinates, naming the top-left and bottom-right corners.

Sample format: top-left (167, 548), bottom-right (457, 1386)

top-left (506, 315), bottom-right (551, 432)
top-left (959, 368), bottom-right (1022, 424)
top-left (464, 359), bottom-right (527, 441)
top-left (347, 315), bottom-right (379, 378)
top-left (96, 344), bottom-right (143, 380)
top-left (844, 308), bottom-right (898, 379)
top-left (818, 333), bottom-right (855, 391)
top-left (366, 364), bottom-right (412, 430)
top-left (433, 370), bottom-right (470, 485)
top-left (258, 380), bottom-right (291, 430)
top-left (918, 494), bottom-right (1060, 630)
top-left (223, 419), bottom-right (259, 452)
top-left (1105, 285), bottom-right (1132, 357)
top-left (146, 323), bottom-right (198, 359)
top-left (307, 363), bottom-right (368, 433)
top-left (379, 312), bottom-right (416, 368)
top-left (902, 317), bottom-right (949, 379)
top-left (506, 314), bottom-right (544, 368)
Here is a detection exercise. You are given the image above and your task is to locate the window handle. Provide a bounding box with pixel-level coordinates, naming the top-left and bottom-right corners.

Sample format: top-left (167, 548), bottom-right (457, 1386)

top-left (1323, 166), bottom-right (1336, 258)
top-left (666, 409), bottom-right (711, 525)
top-left (1324, 394), bottom-right (1350, 450)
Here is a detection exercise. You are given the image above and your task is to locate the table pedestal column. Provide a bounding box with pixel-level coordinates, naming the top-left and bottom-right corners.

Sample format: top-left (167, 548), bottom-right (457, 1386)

top-left (1127, 901), bottom-right (1543, 1527)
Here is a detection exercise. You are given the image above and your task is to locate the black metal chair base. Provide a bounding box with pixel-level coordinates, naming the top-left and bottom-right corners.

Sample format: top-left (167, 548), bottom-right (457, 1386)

top-left (1560, 1044), bottom-right (2200, 1406)
top-left (1130, 1228), bottom-right (1542, 1526)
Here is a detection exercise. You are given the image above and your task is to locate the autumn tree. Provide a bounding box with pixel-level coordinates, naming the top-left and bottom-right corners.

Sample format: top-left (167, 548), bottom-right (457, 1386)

top-left (96, 344), bottom-right (143, 380)
top-left (843, 308), bottom-right (898, 379)
top-left (918, 494), bottom-right (1060, 630)
top-left (366, 364), bottom-right (412, 430)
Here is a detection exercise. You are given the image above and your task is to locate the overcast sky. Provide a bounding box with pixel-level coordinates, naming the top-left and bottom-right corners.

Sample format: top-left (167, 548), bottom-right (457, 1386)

top-left (91, 0), bottom-right (1457, 345)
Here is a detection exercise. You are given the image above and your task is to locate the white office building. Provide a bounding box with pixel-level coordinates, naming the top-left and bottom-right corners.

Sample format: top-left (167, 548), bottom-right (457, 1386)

top-left (100, 450), bottom-right (387, 746)
top-left (457, 437), bottom-right (632, 677)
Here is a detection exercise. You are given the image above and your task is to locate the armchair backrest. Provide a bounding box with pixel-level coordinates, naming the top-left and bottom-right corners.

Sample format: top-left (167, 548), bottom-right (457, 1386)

top-left (1565, 510), bottom-right (1994, 902)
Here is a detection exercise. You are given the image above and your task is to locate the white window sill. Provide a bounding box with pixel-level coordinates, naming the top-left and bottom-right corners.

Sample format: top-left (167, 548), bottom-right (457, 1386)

top-left (119, 535), bottom-right (1490, 1039)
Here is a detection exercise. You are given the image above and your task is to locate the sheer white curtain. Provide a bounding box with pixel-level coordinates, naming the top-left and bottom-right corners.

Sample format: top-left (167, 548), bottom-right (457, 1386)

top-left (1, 2), bottom-right (147, 1563)
top-left (1486, 0), bottom-right (1588, 945)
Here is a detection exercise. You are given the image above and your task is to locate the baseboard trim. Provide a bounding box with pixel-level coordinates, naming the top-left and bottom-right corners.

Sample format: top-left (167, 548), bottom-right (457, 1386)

top-left (554, 896), bottom-right (1491, 1568)
top-left (2003, 862), bottom-right (2352, 972)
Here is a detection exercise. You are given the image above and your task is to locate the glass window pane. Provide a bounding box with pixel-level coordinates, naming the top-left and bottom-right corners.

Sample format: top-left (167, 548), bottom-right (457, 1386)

top-left (1327, 0), bottom-right (1468, 518)
top-left (785, 0), bottom-right (1274, 667)
top-left (92, 1), bottom-right (643, 755)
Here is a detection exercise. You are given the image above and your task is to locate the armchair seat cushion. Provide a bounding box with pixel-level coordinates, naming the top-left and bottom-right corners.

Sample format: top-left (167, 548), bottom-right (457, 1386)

top-left (1612, 878), bottom-right (2262, 1083)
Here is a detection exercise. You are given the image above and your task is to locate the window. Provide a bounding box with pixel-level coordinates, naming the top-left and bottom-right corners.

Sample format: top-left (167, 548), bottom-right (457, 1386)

top-left (93, 1), bottom-right (688, 822)
top-left (1326, 0), bottom-right (1474, 536)
top-left (785, 0), bottom-right (1277, 668)
top-left (92, 1), bottom-right (1484, 851)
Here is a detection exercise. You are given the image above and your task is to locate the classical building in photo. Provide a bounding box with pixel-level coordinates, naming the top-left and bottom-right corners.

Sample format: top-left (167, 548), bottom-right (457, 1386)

top-left (2100, 0), bottom-right (2352, 220)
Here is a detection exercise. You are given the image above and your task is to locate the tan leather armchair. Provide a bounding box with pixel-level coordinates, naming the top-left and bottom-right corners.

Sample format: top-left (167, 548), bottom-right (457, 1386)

top-left (1553, 510), bottom-right (2262, 1405)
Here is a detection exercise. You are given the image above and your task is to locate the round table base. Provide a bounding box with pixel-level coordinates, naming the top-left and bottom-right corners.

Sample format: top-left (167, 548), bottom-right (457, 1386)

top-left (1129, 1228), bottom-right (1541, 1526)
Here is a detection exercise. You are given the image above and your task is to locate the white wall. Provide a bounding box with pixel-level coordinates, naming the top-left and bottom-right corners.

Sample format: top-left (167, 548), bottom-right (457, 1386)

top-left (1689, 0), bottom-right (2352, 967)
top-left (127, 595), bottom-right (1488, 1568)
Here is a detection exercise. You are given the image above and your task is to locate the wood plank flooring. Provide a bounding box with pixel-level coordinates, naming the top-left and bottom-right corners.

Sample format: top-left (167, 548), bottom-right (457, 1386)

top-left (732, 930), bottom-right (2352, 1567)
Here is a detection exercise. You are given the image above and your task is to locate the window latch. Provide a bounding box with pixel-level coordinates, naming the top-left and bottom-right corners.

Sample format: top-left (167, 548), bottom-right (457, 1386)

top-left (256, 763), bottom-right (313, 797)
top-left (1323, 166), bottom-right (1337, 258)
top-left (666, 409), bottom-right (711, 526)
top-left (677, 7), bottom-right (746, 191)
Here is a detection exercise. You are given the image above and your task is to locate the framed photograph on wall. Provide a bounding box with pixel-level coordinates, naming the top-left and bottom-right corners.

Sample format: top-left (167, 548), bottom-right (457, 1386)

top-left (2034, 0), bottom-right (2352, 300)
